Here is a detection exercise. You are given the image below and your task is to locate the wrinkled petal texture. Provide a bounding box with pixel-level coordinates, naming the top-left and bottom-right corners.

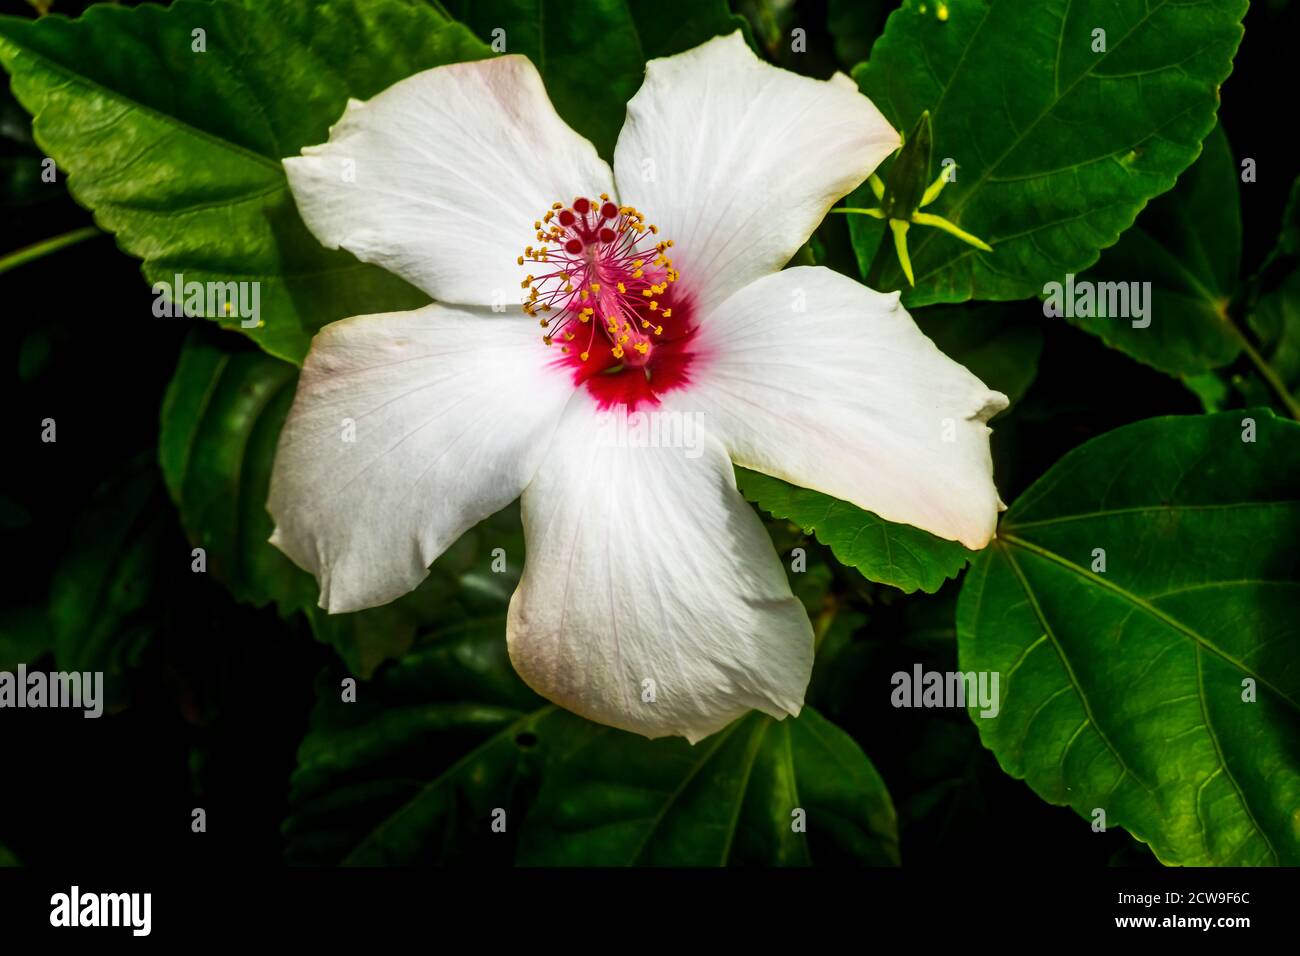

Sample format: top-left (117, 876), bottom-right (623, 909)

top-left (507, 399), bottom-right (814, 742)
top-left (613, 32), bottom-right (899, 317)
top-left (671, 266), bottom-right (1008, 549)
top-left (268, 304), bottom-right (571, 612)
top-left (284, 55), bottom-right (613, 308)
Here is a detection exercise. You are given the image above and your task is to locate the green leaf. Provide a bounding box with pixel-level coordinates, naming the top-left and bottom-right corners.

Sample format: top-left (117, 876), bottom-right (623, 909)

top-left (444, 0), bottom-right (747, 159)
top-left (159, 328), bottom-right (530, 677)
top-left (957, 409), bottom-right (1300, 865)
top-left (852, 0), bottom-right (1246, 304)
top-left (1250, 270), bottom-right (1300, 399)
top-left (911, 302), bottom-right (1043, 406)
top-left (283, 604), bottom-right (549, 865)
top-left (0, 0), bottom-right (491, 363)
top-left (1258, 175), bottom-right (1300, 276)
top-left (159, 330), bottom-right (314, 614)
top-left (49, 452), bottom-right (172, 684)
top-left (305, 501), bottom-right (527, 678)
top-left (1076, 124), bottom-right (1242, 376)
top-left (737, 467), bottom-right (972, 594)
top-left (518, 706), bottom-right (898, 865)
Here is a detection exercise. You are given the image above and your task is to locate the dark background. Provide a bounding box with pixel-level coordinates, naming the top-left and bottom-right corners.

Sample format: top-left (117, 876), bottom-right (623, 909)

top-left (1, 0), bottom-right (1293, 868)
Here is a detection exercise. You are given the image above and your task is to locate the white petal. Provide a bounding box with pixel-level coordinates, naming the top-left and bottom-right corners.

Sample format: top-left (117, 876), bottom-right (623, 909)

top-left (613, 32), bottom-right (899, 317)
top-left (507, 399), bottom-right (813, 743)
top-left (670, 267), bottom-right (1008, 549)
top-left (268, 304), bottom-right (572, 613)
top-left (284, 55), bottom-right (614, 308)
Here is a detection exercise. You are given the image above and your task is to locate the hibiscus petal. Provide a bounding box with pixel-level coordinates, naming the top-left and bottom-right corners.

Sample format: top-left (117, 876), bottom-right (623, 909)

top-left (669, 266), bottom-right (1008, 549)
top-left (268, 304), bottom-right (573, 612)
top-left (284, 55), bottom-right (614, 308)
top-left (612, 32), bottom-right (899, 317)
top-left (507, 399), bottom-right (813, 743)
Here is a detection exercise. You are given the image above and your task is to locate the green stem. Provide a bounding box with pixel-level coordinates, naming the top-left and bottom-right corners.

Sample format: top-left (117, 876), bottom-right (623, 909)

top-left (0, 225), bottom-right (100, 275)
top-left (1231, 324), bottom-right (1300, 421)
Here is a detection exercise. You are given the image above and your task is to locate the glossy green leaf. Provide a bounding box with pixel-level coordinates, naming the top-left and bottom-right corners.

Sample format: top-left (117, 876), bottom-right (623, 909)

top-left (957, 410), bottom-right (1300, 865)
top-left (283, 604), bottom-right (549, 865)
top-left (518, 706), bottom-right (898, 865)
top-left (852, 0), bottom-right (1246, 304)
top-left (159, 330), bottom-right (313, 615)
top-left (1250, 272), bottom-right (1300, 400)
top-left (736, 467), bottom-right (973, 594)
top-left (0, 0), bottom-right (491, 363)
top-left (1258, 175), bottom-right (1300, 276)
top-left (444, 0), bottom-right (747, 159)
top-left (305, 502), bottom-right (527, 678)
top-left (1077, 124), bottom-right (1242, 376)
top-left (159, 329), bottom-right (530, 677)
top-left (1249, 175), bottom-right (1300, 403)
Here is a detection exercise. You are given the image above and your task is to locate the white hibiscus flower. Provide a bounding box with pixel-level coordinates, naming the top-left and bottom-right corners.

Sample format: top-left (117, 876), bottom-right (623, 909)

top-left (269, 32), bottom-right (1008, 743)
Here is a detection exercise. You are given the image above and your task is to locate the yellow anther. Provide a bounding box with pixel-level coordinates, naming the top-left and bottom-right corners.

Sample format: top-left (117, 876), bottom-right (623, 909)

top-left (580, 351), bottom-right (590, 361)
top-left (517, 256), bottom-right (525, 266)
top-left (533, 221), bottom-right (541, 230)
top-left (590, 282), bottom-right (600, 292)
top-left (661, 309), bottom-right (672, 318)
top-left (580, 290), bottom-right (589, 301)
top-left (642, 289), bottom-right (652, 297)
top-left (633, 260), bottom-right (644, 268)
top-left (618, 334), bottom-right (629, 345)
top-left (542, 335), bottom-right (553, 345)
top-left (600, 192), bottom-right (609, 201)
top-left (634, 342), bottom-right (649, 355)
top-left (632, 270), bottom-right (643, 279)
top-left (552, 202), bottom-right (563, 210)
top-left (650, 301), bottom-right (658, 310)
top-left (654, 325), bottom-right (663, 335)
top-left (617, 282), bottom-right (626, 294)
top-left (612, 345), bottom-right (625, 359)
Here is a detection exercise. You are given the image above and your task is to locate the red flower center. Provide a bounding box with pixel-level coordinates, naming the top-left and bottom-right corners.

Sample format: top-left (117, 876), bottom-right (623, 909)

top-left (520, 195), bottom-right (696, 410)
